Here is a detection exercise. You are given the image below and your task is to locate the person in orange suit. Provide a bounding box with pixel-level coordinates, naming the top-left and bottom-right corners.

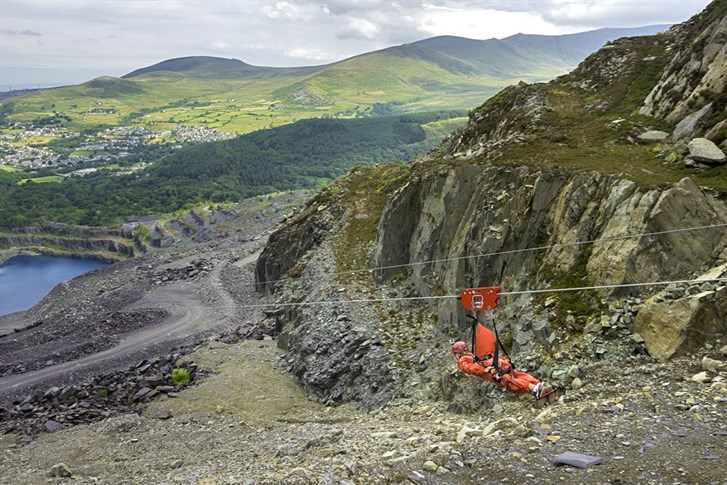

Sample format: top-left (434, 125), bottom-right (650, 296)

top-left (451, 336), bottom-right (551, 398)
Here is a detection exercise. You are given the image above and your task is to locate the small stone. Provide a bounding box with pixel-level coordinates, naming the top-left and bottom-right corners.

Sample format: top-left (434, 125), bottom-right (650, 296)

top-left (719, 345), bottom-right (727, 356)
top-left (637, 131), bottom-right (668, 143)
top-left (49, 463), bottom-right (72, 478)
top-left (44, 420), bottom-right (62, 433)
top-left (132, 387), bottom-right (153, 401)
top-left (170, 459), bottom-right (184, 469)
top-left (571, 377), bottom-right (583, 390)
top-left (457, 426), bottom-right (480, 443)
top-left (553, 451), bottom-right (604, 469)
top-left (547, 435), bottom-right (561, 442)
top-left (691, 372), bottom-right (711, 383)
top-left (631, 333), bottom-right (645, 344)
top-left (702, 357), bottom-right (723, 372)
top-left (413, 405), bottom-right (431, 415)
top-left (423, 461), bottom-right (438, 472)
top-left (436, 466), bottom-right (449, 475)
top-left (216, 405), bottom-right (224, 414)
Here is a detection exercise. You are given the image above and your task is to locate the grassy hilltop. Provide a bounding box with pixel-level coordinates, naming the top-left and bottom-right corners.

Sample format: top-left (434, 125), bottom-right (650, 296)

top-left (1, 27), bottom-right (668, 135)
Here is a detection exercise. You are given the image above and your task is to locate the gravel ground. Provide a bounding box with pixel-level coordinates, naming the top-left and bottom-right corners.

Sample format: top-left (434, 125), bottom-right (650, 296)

top-left (1, 339), bottom-right (724, 485)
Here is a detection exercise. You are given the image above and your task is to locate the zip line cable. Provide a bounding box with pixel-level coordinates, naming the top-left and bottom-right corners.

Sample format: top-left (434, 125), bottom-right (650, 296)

top-left (500, 278), bottom-right (727, 296)
top-left (254, 222), bottom-right (727, 287)
top-left (236, 277), bottom-right (727, 310)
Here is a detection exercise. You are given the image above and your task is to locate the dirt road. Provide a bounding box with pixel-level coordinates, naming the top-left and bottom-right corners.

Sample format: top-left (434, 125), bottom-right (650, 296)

top-left (0, 252), bottom-right (263, 400)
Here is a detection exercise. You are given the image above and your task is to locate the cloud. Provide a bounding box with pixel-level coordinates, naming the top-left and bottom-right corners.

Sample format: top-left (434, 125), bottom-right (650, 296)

top-left (210, 41), bottom-right (232, 51)
top-left (417, 4), bottom-right (567, 39)
top-left (337, 16), bottom-right (381, 40)
top-left (1, 28), bottom-right (42, 36)
top-left (539, 0), bottom-right (704, 28)
top-left (285, 47), bottom-right (341, 62)
top-left (263, 1), bottom-right (319, 22)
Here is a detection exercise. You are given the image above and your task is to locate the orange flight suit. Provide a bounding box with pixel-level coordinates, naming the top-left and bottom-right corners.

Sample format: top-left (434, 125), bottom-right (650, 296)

top-left (457, 321), bottom-right (541, 396)
top-left (457, 353), bottom-right (540, 395)
top-left (457, 353), bottom-right (540, 396)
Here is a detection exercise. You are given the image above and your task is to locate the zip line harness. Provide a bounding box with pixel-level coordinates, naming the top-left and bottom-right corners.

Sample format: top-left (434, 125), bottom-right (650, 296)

top-left (458, 286), bottom-right (517, 377)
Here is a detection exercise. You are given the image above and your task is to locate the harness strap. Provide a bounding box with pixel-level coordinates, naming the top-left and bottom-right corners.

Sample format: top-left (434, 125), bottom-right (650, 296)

top-left (491, 312), bottom-right (515, 371)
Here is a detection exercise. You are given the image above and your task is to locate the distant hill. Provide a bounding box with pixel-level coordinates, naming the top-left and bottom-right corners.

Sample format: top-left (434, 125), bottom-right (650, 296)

top-left (400, 26), bottom-right (670, 78)
top-left (124, 26), bottom-right (670, 82)
top-left (123, 56), bottom-right (322, 80)
top-left (1, 25), bottom-right (672, 135)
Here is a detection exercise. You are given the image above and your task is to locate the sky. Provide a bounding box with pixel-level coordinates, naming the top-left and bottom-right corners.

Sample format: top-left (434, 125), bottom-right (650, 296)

top-left (0, 0), bottom-right (714, 91)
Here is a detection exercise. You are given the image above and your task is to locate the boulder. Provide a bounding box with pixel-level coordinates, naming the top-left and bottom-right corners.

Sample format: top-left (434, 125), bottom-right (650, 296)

top-left (633, 284), bottom-right (727, 361)
top-left (636, 131), bottom-right (669, 143)
top-left (687, 138), bottom-right (726, 165)
top-left (674, 104), bottom-right (712, 141)
top-left (49, 463), bottom-right (73, 478)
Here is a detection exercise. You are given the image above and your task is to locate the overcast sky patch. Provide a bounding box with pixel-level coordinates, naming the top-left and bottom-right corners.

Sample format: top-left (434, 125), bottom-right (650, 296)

top-left (0, 0), bottom-right (713, 89)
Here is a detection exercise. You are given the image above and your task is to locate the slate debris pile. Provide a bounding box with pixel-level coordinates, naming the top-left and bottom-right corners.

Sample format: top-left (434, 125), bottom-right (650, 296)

top-left (153, 259), bottom-right (213, 285)
top-left (0, 312), bottom-right (291, 446)
top-left (0, 352), bottom-right (199, 445)
top-left (0, 309), bottom-right (169, 378)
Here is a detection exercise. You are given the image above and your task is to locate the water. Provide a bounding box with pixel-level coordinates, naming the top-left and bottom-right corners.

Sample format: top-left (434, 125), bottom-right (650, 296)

top-left (0, 255), bottom-right (110, 316)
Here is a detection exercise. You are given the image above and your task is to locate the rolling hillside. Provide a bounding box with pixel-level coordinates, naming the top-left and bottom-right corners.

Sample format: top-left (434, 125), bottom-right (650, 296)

top-left (1, 26), bottom-right (669, 135)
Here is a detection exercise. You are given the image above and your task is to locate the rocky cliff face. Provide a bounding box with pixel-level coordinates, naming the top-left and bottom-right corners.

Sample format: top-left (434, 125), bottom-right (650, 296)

top-left (372, 164), bottom-right (727, 360)
top-left (0, 224), bottom-right (137, 262)
top-left (256, 1), bottom-right (727, 409)
top-left (640, 1), bottom-right (727, 143)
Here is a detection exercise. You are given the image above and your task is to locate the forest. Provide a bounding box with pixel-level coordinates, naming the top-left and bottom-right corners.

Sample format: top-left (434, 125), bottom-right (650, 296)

top-left (0, 112), bottom-right (460, 228)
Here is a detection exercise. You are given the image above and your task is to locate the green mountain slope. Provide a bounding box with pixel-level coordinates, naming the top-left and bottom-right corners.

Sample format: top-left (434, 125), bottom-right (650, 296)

top-left (1, 27), bottom-right (669, 134)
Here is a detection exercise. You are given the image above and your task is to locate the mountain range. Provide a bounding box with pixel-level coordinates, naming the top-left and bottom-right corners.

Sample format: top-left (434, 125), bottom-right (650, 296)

top-left (2, 26), bottom-right (669, 134)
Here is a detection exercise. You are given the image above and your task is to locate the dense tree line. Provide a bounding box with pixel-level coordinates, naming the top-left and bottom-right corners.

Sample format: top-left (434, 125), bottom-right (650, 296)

top-left (0, 112), bottom-right (461, 228)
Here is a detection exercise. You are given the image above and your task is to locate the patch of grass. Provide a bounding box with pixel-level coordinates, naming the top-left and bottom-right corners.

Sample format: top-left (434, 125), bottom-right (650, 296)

top-left (329, 163), bottom-right (411, 276)
top-left (421, 116), bottom-right (468, 141)
top-left (536, 250), bottom-right (601, 330)
top-left (450, 39), bottom-right (727, 192)
top-left (171, 368), bottom-right (191, 386)
top-left (18, 175), bottom-right (63, 184)
top-left (12, 135), bottom-right (56, 146)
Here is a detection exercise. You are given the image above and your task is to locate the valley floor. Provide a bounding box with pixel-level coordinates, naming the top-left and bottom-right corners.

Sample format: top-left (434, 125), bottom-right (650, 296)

top-left (1, 337), bottom-right (725, 485)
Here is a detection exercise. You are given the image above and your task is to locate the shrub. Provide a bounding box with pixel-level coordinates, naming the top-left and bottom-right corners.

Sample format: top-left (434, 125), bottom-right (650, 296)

top-left (171, 368), bottom-right (191, 386)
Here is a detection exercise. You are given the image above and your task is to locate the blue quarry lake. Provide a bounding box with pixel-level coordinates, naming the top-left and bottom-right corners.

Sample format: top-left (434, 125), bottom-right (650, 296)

top-left (0, 255), bottom-right (110, 316)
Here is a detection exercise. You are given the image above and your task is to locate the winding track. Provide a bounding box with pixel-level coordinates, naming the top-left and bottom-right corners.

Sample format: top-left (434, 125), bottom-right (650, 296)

top-left (0, 251), bottom-right (261, 397)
